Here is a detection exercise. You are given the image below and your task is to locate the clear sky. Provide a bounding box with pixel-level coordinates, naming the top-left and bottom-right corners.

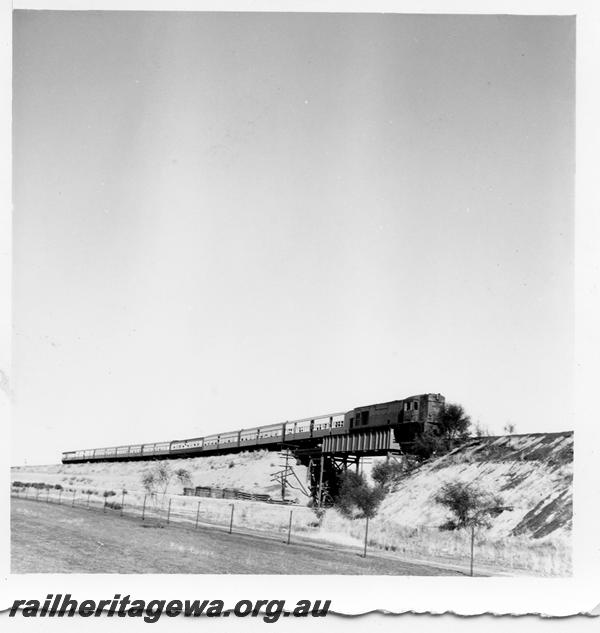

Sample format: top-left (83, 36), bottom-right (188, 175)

top-left (12, 12), bottom-right (574, 465)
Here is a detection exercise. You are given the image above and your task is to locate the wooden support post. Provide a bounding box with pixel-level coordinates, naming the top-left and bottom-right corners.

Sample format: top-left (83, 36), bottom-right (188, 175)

top-left (195, 501), bottom-right (201, 529)
top-left (120, 491), bottom-right (125, 516)
top-left (229, 503), bottom-right (234, 534)
top-left (167, 498), bottom-right (172, 525)
top-left (287, 510), bottom-right (293, 545)
top-left (317, 454), bottom-right (324, 507)
top-left (36, 488), bottom-right (40, 501)
top-left (46, 488), bottom-right (50, 503)
top-left (103, 495), bottom-right (107, 513)
top-left (25, 487), bottom-right (29, 498)
top-left (58, 489), bottom-right (62, 505)
top-left (362, 516), bottom-right (369, 558)
top-left (142, 494), bottom-right (147, 521)
top-left (282, 450), bottom-right (289, 500)
top-left (87, 492), bottom-right (91, 509)
top-left (72, 489), bottom-right (76, 507)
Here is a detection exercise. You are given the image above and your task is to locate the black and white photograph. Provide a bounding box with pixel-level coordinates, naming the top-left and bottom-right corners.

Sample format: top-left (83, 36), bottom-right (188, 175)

top-left (3, 0), bottom-right (600, 621)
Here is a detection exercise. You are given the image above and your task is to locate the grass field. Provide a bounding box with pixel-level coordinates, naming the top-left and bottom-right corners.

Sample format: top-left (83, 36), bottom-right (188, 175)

top-left (11, 497), bottom-right (464, 575)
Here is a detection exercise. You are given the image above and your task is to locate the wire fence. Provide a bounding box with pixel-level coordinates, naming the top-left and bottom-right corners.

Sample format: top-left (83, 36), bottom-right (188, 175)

top-left (10, 482), bottom-right (334, 561)
top-left (10, 481), bottom-right (556, 576)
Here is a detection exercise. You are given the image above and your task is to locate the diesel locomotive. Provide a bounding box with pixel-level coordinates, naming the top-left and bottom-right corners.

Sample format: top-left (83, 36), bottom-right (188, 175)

top-left (62, 393), bottom-right (445, 463)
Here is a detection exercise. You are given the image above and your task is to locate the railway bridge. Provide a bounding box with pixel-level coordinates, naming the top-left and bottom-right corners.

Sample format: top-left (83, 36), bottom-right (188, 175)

top-left (287, 427), bottom-right (405, 506)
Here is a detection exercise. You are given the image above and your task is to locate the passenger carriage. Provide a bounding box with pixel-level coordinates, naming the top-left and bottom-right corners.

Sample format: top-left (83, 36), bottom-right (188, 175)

top-left (218, 431), bottom-right (240, 450)
top-left (256, 423), bottom-right (283, 446)
top-left (203, 435), bottom-right (219, 451)
top-left (290, 416), bottom-right (312, 441)
top-left (170, 438), bottom-right (204, 455)
top-left (240, 428), bottom-right (259, 448)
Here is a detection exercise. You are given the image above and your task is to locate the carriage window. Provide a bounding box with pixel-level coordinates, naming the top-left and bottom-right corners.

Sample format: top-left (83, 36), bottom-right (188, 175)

top-left (413, 402), bottom-right (419, 410)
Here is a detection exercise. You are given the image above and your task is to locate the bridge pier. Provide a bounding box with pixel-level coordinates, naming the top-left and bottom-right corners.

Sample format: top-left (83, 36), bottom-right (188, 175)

top-left (305, 453), bottom-right (363, 506)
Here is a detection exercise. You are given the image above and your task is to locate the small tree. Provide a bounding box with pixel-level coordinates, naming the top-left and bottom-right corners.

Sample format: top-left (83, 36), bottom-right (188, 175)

top-left (473, 422), bottom-right (490, 437)
top-left (503, 422), bottom-right (516, 435)
top-left (435, 480), bottom-right (502, 530)
top-left (437, 403), bottom-right (471, 446)
top-left (141, 463), bottom-right (192, 510)
top-left (335, 471), bottom-right (386, 520)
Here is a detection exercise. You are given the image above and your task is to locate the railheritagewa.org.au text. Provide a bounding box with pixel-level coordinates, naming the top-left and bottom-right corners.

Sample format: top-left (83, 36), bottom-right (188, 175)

top-left (9, 594), bottom-right (331, 623)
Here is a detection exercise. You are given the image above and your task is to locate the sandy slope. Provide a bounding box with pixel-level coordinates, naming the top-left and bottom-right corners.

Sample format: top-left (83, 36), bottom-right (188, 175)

top-left (376, 432), bottom-right (573, 539)
top-left (11, 450), bottom-right (309, 503)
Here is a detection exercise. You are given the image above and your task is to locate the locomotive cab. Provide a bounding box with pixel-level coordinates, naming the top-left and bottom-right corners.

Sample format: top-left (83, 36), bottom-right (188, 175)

top-left (395, 393), bottom-right (445, 443)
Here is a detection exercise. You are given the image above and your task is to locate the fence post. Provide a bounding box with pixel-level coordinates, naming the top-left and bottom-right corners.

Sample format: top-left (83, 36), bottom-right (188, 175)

top-left (36, 488), bottom-right (40, 501)
top-left (46, 488), bottom-right (50, 503)
top-left (142, 494), bottom-right (147, 521)
top-left (120, 491), bottom-right (125, 517)
top-left (103, 495), bottom-right (107, 513)
top-left (362, 516), bottom-right (369, 558)
top-left (25, 487), bottom-right (29, 499)
top-left (470, 525), bottom-right (475, 577)
top-left (229, 504), bottom-right (234, 534)
top-left (167, 498), bottom-right (172, 525)
top-left (287, 510), bottom-right (293, 545)
top-left (195, 501), bottom-right (201, 529)
top-left (58, 489), bottom-right (62, 505)
top-left (72, 489), bottom-right (76, 507)
top-left (87, 492), bottom-right (91, 509)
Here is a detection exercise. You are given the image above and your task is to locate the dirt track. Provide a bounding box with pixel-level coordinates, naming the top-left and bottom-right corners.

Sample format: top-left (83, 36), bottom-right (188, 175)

top-left (11, 497), bottom-right (463, 575)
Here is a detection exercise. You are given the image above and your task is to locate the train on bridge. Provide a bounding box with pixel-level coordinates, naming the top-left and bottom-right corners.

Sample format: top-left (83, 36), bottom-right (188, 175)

top-left (62, 393), bottom-right (445, 464)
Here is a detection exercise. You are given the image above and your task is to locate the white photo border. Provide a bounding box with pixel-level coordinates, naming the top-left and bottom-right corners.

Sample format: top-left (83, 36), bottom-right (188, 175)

top-left (1, 0), bottom-right (598, 617)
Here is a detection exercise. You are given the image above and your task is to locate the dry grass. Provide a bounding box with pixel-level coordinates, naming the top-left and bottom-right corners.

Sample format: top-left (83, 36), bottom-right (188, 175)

top-left (11, 498), bottom-right (462, 575)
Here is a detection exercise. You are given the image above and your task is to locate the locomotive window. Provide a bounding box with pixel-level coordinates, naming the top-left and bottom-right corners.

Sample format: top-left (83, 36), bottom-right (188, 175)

top-left (361, 411), bottom-right (369, 425)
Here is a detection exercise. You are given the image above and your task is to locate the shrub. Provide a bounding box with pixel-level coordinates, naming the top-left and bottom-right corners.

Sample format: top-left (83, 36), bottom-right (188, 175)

top-left (335, 471), bottom-right (386, 519)
top-left (413, 431), bottom-right (446, 459)
top-left (175, 468), bottom-right (192, 488)
top-left (371, 459), bottom-right (414, 492)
